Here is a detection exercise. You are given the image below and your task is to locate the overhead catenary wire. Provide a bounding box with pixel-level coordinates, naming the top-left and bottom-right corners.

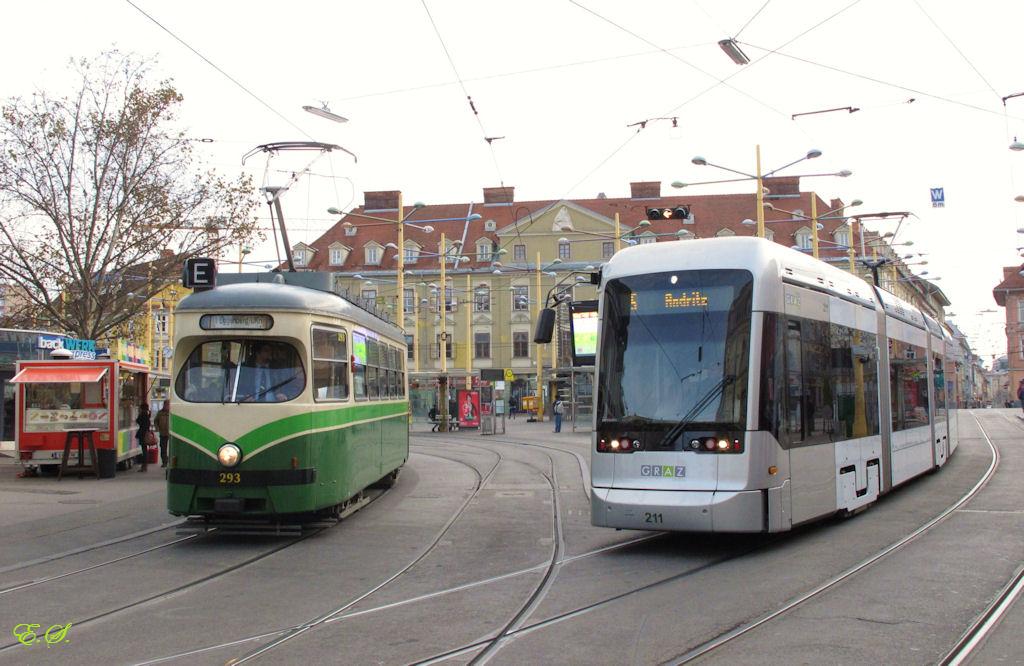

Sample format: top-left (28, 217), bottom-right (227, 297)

top-left (562, 0), bottom-right (863, 196)
top-left (733, 0), bottom-right (773, 39)
top-left (122, 0), bottom-right (313, 140)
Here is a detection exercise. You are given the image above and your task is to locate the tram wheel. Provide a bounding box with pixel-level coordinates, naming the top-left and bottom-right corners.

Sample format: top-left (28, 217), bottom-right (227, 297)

top-left (372, 469), bottom-right (400, 489)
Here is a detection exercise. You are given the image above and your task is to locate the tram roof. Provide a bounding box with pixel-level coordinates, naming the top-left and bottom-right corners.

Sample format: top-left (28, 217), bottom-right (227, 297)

top-left (603, 237), bottom-right (880, 308)
top-left (177, 281), bottom-right (405, 340)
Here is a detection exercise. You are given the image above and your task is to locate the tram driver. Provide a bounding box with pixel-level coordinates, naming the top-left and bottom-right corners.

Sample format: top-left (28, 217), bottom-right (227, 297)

top-left (239, 342), bottom-right (303, 402)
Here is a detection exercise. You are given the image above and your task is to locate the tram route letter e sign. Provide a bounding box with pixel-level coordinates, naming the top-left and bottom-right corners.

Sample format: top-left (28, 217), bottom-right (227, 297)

top-left (183, 258), bottom-right (217, 291)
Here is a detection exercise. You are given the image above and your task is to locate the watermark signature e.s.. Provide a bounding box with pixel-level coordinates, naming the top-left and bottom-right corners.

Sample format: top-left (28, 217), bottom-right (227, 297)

top-left (12, 623), bottom-right (72, 647)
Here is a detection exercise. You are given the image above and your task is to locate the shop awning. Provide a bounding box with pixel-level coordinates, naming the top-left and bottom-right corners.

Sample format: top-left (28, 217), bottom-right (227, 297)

top-left (10, 366), bottom-right (108, 384)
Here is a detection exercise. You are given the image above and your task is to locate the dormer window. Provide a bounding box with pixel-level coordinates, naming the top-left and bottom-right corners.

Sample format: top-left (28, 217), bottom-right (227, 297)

top-left (715, 228), bottom-right (735, 237)
top-left (365, 242), bottom-right (383, 265)
top-left (291, 243), bottom-right (315, 267)
top-left (834, 228), bottom-right (850, 248)
top-left (794, 227), bottom-right (812, 250)
top-left (328, 242), bottom-right (351, 266)
top-left (404, 240), bottom-right (421, 264)
top-left (638, 232), bottom-right (656, 245)
top-left (476, 240), bottom-right (493, 262)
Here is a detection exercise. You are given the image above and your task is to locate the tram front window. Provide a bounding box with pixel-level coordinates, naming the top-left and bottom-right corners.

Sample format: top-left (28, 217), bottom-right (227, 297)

top-left (597, 270), bottom-right (752, 434)
top-left (176, 340), bottom-right (305, 403)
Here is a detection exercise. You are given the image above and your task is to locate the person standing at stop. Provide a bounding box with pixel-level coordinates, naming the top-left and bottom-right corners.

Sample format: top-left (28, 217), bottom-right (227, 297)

top-left (154, 399), bottom-right (171, 468)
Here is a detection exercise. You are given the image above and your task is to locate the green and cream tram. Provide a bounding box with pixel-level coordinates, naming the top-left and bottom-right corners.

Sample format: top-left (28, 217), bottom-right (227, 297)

top-left (167, 271), bottom-right (409, 521)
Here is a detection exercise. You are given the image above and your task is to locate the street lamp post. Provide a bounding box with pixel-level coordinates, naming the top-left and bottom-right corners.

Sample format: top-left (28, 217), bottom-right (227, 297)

top-left (686, 147), bottom-right (827, 239)
top-left (535, 251), bottom-right (544, 422)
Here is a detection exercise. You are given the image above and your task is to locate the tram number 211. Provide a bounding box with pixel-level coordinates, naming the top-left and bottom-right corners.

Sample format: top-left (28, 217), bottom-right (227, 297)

top-left (218, 473), bottom-right (241, 484)
top-left (644, 512), bottom-right (663, 524)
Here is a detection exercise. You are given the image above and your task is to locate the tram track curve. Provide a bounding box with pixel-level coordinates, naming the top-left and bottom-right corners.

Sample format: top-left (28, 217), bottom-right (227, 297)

top-left (660, 410), bottom-right (1001, 664)
top-left (223, 440), bottom-right (505, 664)
top-left (937, 410), bottom-right (1024, 665)
top-left (0, 526), bottom-right (326, 654)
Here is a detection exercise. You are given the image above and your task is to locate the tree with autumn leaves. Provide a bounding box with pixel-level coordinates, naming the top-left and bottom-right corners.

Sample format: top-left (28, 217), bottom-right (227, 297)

top-left (0, 51), bottom-right (260, 339)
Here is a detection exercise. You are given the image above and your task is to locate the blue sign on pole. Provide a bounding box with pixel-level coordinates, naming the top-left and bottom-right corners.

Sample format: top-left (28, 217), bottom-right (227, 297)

top-left (930, 187), bottom-right (945, 208)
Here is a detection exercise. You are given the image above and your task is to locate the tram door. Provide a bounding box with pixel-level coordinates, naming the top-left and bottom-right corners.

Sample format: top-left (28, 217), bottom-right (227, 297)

top-left (931, 351), bottom-right (948, 466)
top-left (784, 315), bottom-right (837, 525)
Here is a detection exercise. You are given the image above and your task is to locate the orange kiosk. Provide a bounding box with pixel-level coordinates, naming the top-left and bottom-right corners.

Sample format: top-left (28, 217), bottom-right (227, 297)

top-left (13, 359), bottom-right (149, 476)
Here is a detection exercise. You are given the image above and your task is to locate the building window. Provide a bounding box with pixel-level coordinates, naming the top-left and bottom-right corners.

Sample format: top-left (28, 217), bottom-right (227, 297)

top-left (835, 229), bottom-right (850, 248)
top-left (764, 229), bottom-right (774, 242)
top-left (404, 288), bottom-right (415, 311)
top-left (477, 241), bottom-right (492, 262)
top-left (329, 247), bottom-right (344, 265)
top-left (512, 285), bottom-right (529, 311)
top-left (440, 240), bottom-right (456, 264)
top-left (404, 243), bottom-right (419, 264)
top-left (474, 332), bottom-right (490, 358)
top-left (361, 288), bottom-right (377, 305)
top-left (513, 331), bottom-right (530, 357)
top-left (474, 284), bottom-right (490, 312)
top-left (513, 244), bottom-right (526, 262)
top-left (293, 249), bottom-right (307, 266)
top-left (436, 286), bottom-right (457, 312)
top-left (435, 334), bottom-right (454, 359)
top-left (405, 334), bottom-right (414, 360)
top-left (794, 228), bottom-right (812, 250)
top-left (602, 241), bottom-right (614, 258)
top-left (155, 313), bottom-right (168, 334)
top-left (638, 233), bottom-right (656, 245)
top-left (1016, 298), bottom-right (1024, 324)
top-left (365, 245), bottom-right (382, 265)
top-left (558, 241), bottom-right (571, 260)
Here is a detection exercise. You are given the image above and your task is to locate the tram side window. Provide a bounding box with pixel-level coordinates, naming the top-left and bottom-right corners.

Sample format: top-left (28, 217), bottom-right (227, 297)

top-left (312, 327), bottom-right (349, 401)
top-left (366, 338), bottom-right (380, 399)
top-left (830, 324), bottom-right (880, 439)
top-left (385, 344), bottom-right (397, 397)
top-left (759, 313), bottom-right (786, 440)
top-left (762, 314), bottom-right (880, 448)
top-left (353, 332), bottom-right (367, 400)
top-left (889, 339), bottom-right (929, 431)
top-left (933, 354), bottom-right (947, 424)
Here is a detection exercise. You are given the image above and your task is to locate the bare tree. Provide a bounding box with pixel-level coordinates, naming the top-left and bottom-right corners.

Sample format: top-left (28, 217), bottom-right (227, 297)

top-left (0, 51), bottom-right (260, 340)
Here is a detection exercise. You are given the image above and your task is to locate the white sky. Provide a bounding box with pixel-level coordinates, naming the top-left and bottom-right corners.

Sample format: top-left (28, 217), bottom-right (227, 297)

top-left (4, 0), bottom-right (1021, 364)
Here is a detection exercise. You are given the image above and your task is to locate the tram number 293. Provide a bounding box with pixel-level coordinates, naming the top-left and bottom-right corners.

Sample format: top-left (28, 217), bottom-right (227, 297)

top-left (644, 512), bottom-right (664, 524)
top-left (218, 473), bottom-right (241, 484)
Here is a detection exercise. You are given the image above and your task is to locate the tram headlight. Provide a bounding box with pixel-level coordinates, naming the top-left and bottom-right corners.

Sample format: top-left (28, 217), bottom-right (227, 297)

top-left (218, 443), bottom-right (242, 468)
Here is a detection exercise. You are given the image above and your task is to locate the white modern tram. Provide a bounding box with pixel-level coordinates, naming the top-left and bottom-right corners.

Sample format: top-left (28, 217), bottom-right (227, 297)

top-left (590, 237), bottom-right (957, 533)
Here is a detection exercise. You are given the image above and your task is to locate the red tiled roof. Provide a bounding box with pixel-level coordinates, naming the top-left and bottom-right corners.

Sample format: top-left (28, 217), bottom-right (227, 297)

top-left (301, 187), bottom-right (857, 273)
top-left (993, 265), bottom-right (1024, 305)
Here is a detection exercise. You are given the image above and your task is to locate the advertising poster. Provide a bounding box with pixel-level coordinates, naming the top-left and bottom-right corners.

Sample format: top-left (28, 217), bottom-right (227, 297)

top-left (457, 390), bottom-right (480, 428)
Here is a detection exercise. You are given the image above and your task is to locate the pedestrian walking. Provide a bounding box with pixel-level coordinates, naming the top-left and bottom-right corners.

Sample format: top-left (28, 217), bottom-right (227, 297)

top-left (509, 395), bottom-right (517, 420)
top-left (154, 399), bottom-right (171, 468)
top-left (136, 403), bottom-right (152, 472)
top-left (553, 398), bottom-right (564, 433)
top-left (1017, 379), bottom-right (1024, 415)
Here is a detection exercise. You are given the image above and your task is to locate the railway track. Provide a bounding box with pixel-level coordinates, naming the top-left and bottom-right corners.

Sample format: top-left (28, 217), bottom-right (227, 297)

top-left (221, 441), bottom-right (505, 664)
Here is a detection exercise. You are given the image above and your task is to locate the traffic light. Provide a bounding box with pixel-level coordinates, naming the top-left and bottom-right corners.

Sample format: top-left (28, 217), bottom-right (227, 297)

top-left (646, 206), bottom-right (691, 221)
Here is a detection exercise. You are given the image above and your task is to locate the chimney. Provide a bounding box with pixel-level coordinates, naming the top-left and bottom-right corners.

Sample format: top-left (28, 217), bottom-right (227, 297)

top-left (763, 176), bottom-right (800, 197)
top-left (483, 186), bottom-right (514, 204)
top-left (630, 181), bottom-right (661, 199)
top-left (363, 190), bottom-right (401, 210)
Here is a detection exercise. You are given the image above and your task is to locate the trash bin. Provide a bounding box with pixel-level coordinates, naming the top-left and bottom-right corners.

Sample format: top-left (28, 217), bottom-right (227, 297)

top-left (97, 448), bottom-right (117, 479)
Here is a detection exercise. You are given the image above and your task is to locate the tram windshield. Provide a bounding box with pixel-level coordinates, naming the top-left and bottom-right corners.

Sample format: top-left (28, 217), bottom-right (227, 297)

top-left (175, 340), bottom-right (305, 403)
top-left (597, 269), bottom-right (752, 429)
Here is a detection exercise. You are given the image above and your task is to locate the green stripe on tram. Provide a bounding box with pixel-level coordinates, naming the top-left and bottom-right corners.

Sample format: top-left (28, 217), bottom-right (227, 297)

top-left (171, 401), bottom-right (409, 457)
